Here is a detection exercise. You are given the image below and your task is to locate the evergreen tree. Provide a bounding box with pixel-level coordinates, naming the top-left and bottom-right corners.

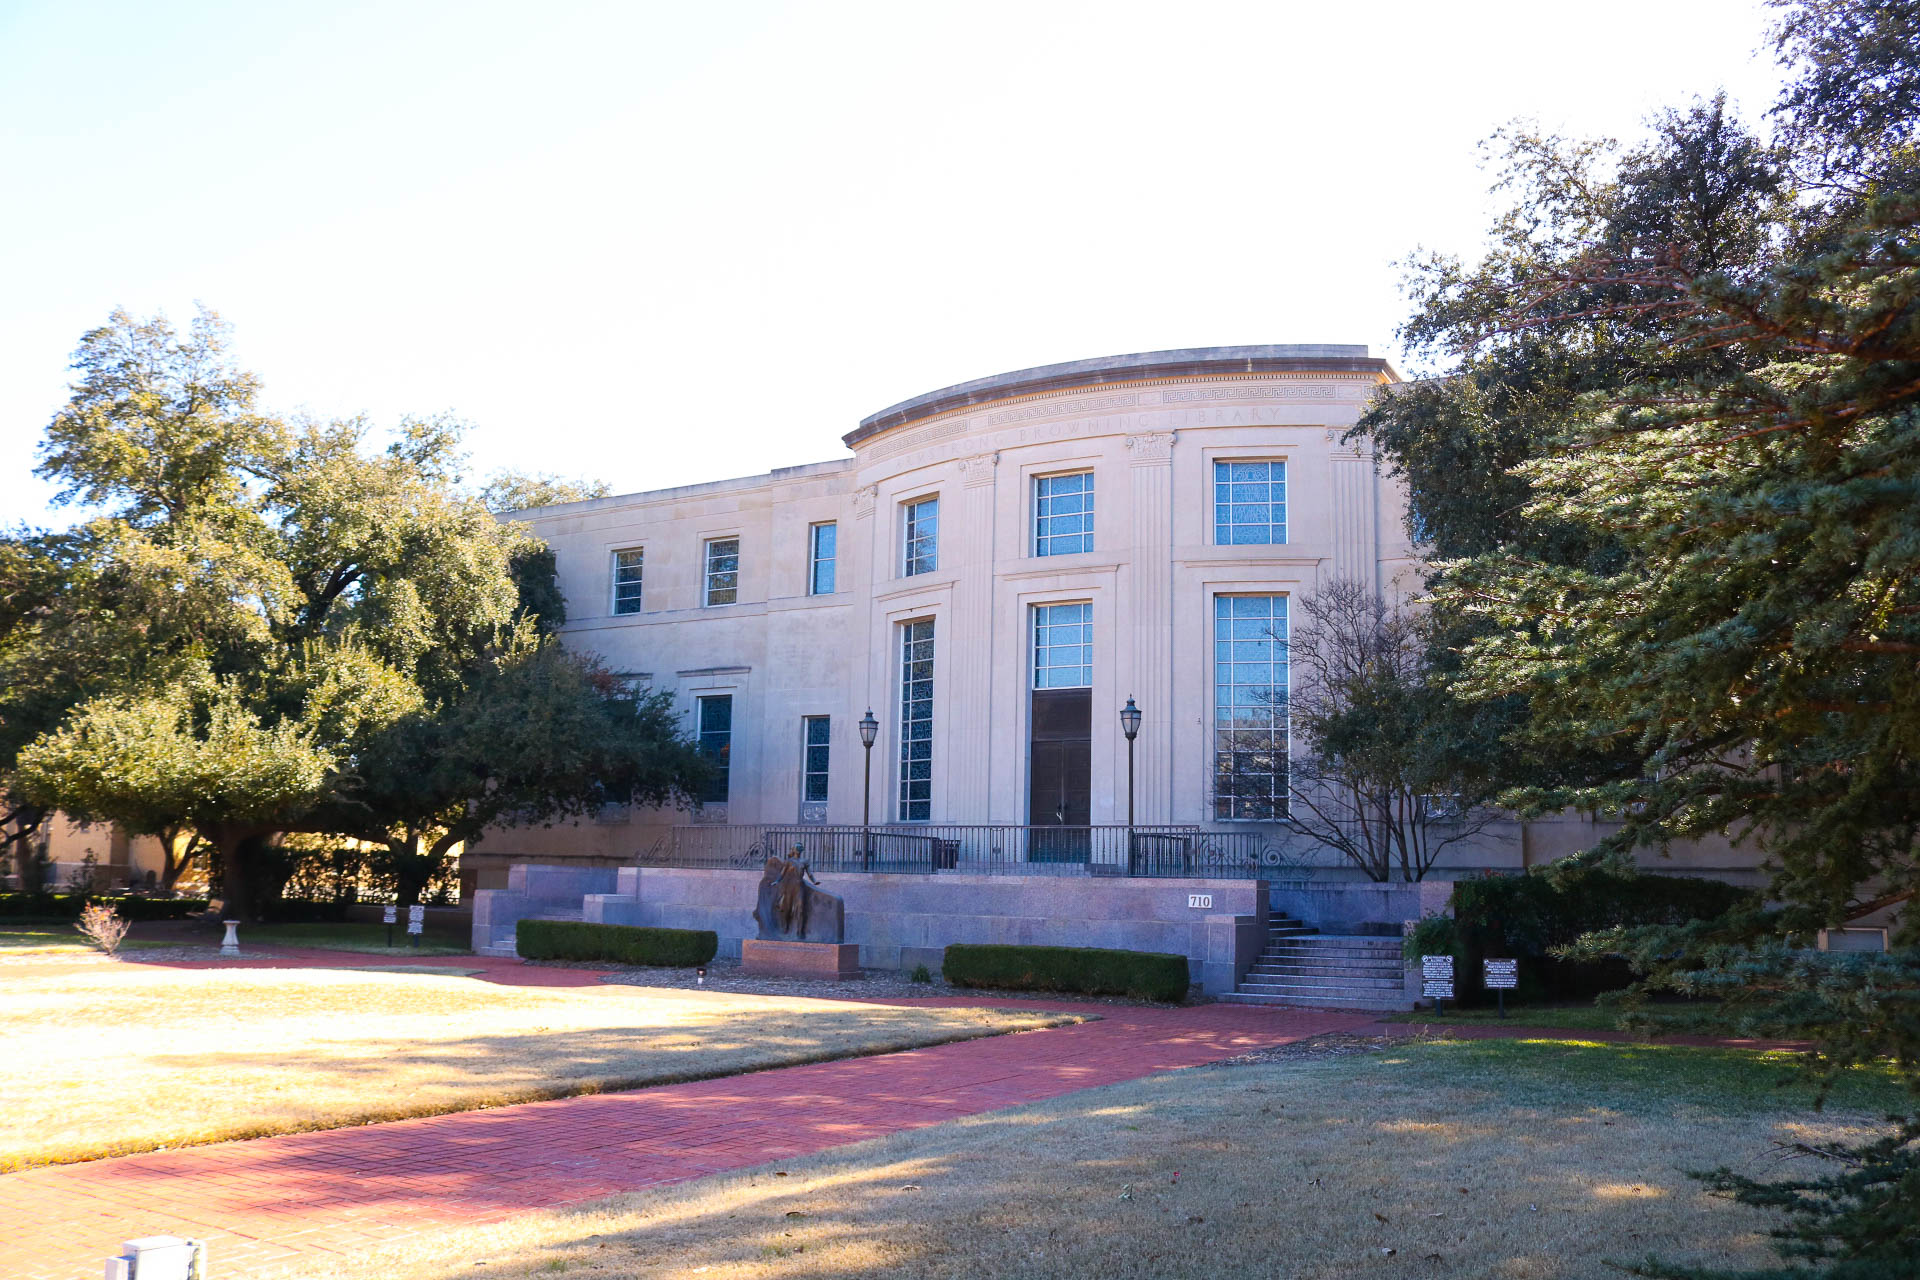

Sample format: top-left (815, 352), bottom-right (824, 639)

top-left (1357, 2), bottom-right (1919, 1272)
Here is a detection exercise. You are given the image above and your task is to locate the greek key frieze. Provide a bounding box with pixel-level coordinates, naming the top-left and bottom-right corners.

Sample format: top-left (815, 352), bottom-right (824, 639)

top-left (1157, 384), bottom-right (1342, 404)
top-left (984, 391), bottom-right (1139, 427)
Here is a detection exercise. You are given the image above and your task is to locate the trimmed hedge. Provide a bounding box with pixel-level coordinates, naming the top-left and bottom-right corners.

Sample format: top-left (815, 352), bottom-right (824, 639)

top-left (111, 896), bottom-right (210, 922)
top-left (516, 919), bottom-right (718, 967)
top-left (943, 943), bottom-right (1190, 1003)
top-left (0, 893), bottom-right (208, 921)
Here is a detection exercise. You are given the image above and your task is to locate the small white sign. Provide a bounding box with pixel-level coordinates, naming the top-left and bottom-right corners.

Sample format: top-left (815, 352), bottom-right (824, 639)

top-left (1421, 954), bottom-right (1456, 1000)
top-left (406, 904), bottom-right (425, 934)
top-left (1187, 894), bottom-right (1213, 910)
top-left (1483, 958), bottom-right (1519, 990)
top-left (382, 906), bottom-right (397, 925)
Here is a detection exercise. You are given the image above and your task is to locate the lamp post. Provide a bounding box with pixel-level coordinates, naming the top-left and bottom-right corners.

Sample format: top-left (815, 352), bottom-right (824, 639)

top-left (1120, 696), bottom-right (1142, 830)
top-left (858, 707), bottom-right (879, 868)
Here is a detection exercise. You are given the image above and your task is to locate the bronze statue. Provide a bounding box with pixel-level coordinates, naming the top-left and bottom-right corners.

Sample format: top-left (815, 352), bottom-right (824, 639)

top-left (753, 850), bottom-right (845, 943)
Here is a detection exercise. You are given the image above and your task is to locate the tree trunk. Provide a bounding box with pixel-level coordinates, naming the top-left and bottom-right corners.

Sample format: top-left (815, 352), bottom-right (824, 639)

top-left (1, 803), bottom-right (49, 883)
top-left (399, 831), bottom-right (423, 908)
top-left (157, 828), bottom-right (198, 893)
top-left (211, 830), bottom-right (254, 922)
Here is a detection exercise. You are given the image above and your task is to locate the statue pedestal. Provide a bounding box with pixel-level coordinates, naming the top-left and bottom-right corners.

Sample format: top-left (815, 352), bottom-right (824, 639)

top-left (741, 939), bottom-right (861, 979)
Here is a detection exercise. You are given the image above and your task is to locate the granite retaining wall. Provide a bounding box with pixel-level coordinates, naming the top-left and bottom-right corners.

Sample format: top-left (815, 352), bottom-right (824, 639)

top-left (579, 867), bottom-right (1270, 995)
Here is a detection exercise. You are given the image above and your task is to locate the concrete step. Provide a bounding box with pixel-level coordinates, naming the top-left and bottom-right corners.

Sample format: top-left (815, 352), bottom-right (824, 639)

top-left (1249, 963), bottom-right (1404, 981)
top-left (1216, 991), bottom-right (1411, 1012)
top-left (1262, 950), bottom-right (1402, 967)
top-left (476, 943), bottom-right (518, 958)
top-left (529, 909), bottom-right (585, 922)
top-left (1265, 939), bottom-right (1402, 954)
top-left (1277, 934), bottom-right (1401, 947)
top-left (1254, 949), bottom-right (1402, 964)
top-left (1254, 951), bottom-right (1403, 966)
top-left (1234, 986), bottom-right (1410, 1004)
top-left (1239, 976), bottom-right (1406, 994)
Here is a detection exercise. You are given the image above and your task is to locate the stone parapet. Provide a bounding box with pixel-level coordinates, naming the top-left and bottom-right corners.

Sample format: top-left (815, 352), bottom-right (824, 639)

top-left (1268, 881), bottom-right (1452, 935)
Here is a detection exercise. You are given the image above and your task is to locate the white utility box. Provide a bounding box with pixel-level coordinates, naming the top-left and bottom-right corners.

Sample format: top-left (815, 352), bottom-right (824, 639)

top-left (105, 1236), bottom-right (204, 1280)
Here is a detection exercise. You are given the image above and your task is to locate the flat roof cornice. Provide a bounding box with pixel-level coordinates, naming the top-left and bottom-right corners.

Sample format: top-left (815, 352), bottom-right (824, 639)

top-left (846, 345), bottom-right (1398, 448)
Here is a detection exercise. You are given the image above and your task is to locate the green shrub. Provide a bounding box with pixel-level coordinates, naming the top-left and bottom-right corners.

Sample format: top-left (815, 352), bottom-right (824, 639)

top-left (909, 963), bottom-right (933, 984)
top-left (1452, 866), bottom-right (1749, 953)
top-left (0, 893), bottom-right (207, 921)
top-left (1402, 914), bottom-right (1458, 964)
top-left (942, 943), bottom-right (1189, 1002)
top-left (0, 892), bottom-right (75, 919)
top-left (1443, 866), bottom-right (1751, 1006)
top-left (515, 919), bottom-right (717, 967)
top-left (110, 896), bottom-right (209, 922)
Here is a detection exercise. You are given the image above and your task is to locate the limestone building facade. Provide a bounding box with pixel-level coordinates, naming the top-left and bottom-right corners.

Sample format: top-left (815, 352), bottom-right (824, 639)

top-left (476, 345), bottom-right (1757, 892)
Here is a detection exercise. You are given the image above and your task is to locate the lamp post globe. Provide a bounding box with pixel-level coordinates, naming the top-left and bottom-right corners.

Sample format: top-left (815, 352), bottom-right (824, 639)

top-left (1120, 696), bottom-right (1141, 831)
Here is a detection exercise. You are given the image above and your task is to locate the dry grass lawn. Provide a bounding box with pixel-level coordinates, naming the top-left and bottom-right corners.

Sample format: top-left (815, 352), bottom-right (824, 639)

top-left (0, 965), bottom-right (1068, 1171)
top-left (316, 1038), bottom-right (1907, 1280)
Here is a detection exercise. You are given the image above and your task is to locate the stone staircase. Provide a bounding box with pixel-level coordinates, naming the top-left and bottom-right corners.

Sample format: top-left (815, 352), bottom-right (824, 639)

top-left (476, 906), bottom-right (581, 957)
top-left (471, 865), bottom-right (618, 957)
top-left (1215, 913), bottom-right (1412, 1012)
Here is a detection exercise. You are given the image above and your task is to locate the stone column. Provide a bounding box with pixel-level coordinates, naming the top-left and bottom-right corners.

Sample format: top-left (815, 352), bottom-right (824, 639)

top-left (1125, 432), bottom-right (1175, 824)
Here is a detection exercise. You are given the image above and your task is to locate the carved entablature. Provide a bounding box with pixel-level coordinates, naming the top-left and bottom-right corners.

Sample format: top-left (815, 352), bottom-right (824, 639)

top-left (1150, 382), bottom-right (1346, 405)
top-left (1124, 431), bottom-right (1176, 465)
top-left (984, 391), bottom-right (1139, 428)
top-left (865, 416), bottom-right (971, 462)
top-left (853, 483), bottom-right (879, 519)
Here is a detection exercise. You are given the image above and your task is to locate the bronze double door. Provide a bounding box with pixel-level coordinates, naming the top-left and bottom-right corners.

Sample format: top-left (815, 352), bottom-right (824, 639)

top-left (1028, 688), bottom-right (1091, 861)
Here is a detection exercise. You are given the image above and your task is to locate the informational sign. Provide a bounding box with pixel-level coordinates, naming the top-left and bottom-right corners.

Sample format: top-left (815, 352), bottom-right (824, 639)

top-left (406, 904), bottom-right (425, 935)
top-left (382, 906), bottom-right (397, 926)
top-left (1483, 959), bottom-right (1519, 990)
top-left (1421, 954), bottom-right (1456, 1001)
top-left (1187, 894), bottom-right (1213, 910)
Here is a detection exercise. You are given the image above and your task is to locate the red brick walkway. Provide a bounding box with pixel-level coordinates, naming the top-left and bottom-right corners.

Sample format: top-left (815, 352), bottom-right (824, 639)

top-left (0, 988), bottom-right (1368, 1280)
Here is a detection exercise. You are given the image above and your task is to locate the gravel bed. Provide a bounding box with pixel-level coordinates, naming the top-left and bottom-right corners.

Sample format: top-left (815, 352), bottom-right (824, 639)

top-left (578, 957), bottom-right (1203, 1007)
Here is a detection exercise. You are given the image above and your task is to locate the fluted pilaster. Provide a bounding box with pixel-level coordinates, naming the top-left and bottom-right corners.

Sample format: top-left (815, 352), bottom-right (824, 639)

top-left (1126, 432), bottom-right (1175, 823)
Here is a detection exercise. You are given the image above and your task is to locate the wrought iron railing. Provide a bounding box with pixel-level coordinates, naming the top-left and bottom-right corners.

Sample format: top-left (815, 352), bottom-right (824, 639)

top-left (636, 824), bottom-right (1315, 881)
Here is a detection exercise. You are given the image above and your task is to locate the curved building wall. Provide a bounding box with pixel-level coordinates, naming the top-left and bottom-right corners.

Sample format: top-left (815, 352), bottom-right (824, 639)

top-left (476, 346), bottom-right (1758, 890)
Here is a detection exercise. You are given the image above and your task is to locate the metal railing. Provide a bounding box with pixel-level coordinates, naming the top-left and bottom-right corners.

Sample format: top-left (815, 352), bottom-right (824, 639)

top-left (636, 824), bottom-right (1315, 881)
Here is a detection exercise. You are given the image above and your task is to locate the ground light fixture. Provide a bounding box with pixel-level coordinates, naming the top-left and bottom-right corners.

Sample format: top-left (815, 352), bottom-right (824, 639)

top-left (1120, 696), bottom-right (1141, 830)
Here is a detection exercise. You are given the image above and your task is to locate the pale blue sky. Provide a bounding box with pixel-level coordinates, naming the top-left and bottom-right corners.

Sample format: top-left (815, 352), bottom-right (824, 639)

top-left (1, 1), bottom-right (1786, 526)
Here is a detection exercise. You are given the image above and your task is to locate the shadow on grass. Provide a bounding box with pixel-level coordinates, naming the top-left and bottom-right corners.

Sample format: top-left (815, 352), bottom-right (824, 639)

top-left (15, 1002), bottom-right (1082, 1172)
top-left (303, 1039), bottom-right (1907, 1280)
